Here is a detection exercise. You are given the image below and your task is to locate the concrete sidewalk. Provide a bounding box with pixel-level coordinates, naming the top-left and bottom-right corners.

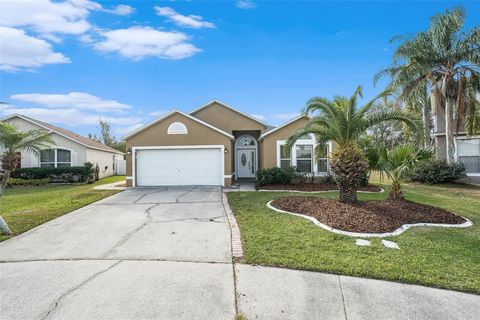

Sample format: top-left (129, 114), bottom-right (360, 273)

top-left (235, 264), bottom-right (480, 320)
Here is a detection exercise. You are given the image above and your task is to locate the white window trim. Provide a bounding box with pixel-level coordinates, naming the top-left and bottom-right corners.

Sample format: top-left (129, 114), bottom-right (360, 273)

top-left (40, 147), bottom-right (73, 168)
top-left (455, 137), bottom-right (480, 176)
top-left (276, 138), bottom-right (332, 175)
top-left (131, 145), bottom-right (225, 187)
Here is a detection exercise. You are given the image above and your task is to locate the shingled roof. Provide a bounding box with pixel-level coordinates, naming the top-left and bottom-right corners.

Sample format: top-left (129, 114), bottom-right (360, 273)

top-left (2, 114), bottom-right (124, 154)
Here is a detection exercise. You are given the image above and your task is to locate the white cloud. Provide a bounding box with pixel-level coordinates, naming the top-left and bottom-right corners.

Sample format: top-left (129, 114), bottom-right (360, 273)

top-left (10, 92), bottom-right (131, 112)
top-left (236, 0), bottom-right (256, 9)
top-left (154, 6), bottom-right (215, 29)
top-left (94, 26), bottom-right (201, 60)
top-left (1, 106), bottom-right (142, 127)
top-left (0, 0), bottom-right (95, 35)
top-left (106, 4), bottom-right (135, 16)
top-left (272, 113), bottom-right (300, 121)
top-left (250, 114), bottom-right (266, 121)
top-left (0, 26), bottom-right (70, 72)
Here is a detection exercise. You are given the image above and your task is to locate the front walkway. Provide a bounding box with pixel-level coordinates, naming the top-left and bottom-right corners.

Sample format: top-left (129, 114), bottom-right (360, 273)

top-left (1, 187), bottom-right (479, 319)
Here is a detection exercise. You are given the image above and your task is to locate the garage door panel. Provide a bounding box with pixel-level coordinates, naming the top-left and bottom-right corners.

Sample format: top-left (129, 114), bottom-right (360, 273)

top-left (136, 148), bottom-right (223, 186)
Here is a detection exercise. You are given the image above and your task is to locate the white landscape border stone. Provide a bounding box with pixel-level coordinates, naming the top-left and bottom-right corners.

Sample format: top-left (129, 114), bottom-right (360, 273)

top-left (258, 188), bottom-right (384, 194)
top-left (266, 200), bottom-right (473, 238)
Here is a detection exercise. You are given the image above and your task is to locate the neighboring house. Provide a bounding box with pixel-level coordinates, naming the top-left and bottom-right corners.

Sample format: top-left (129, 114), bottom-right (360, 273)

top-left (431, 95), bottom-right (480, 184)
top-left (1, 114), bottom-right (125, 178)
top-left (123, 100), bottom-right (332, 187)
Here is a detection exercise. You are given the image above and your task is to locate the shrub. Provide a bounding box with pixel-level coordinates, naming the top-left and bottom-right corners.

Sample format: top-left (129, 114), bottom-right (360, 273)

top-left (7, 178), bottom-right (51, 187)
top-left (10, 162), bottom-right (95, 183)
top-left (409, 160), bottom-right (466, 184)
top-left (256, 167), bottom-right (301, 186)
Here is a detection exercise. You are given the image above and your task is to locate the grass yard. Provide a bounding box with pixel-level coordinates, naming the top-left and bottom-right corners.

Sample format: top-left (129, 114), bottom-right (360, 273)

top-left (0, 176), bottom-right (125, 242)
top-left (227, 179), bottom-right (480, 294)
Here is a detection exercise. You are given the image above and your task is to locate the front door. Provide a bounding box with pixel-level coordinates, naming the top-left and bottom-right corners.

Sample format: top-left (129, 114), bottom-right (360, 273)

top-left (237, 149), bottom-right (256, 178)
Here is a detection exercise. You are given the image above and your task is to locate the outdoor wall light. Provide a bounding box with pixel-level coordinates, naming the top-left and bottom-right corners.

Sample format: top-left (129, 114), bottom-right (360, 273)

top-left (224, 148), bottom-right (228, 153)
top-left (127, 148), bottom-right (132, 155)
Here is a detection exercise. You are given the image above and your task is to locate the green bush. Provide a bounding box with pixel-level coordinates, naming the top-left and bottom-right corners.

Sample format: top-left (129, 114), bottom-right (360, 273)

top-left (7, 178), bottom-right (51, 187)
top-left (256, 167), bottom-right (302, 186)
top-left (409, 160), bottom-right (466, 184)
top-left (10, 162), bottom-right (95, 183)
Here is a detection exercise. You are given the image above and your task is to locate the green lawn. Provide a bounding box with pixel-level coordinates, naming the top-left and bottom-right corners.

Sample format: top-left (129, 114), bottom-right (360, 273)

top-left (0, 176), bottom-right (125, 242)
top-left (227, 179), bottom-right (480, 293)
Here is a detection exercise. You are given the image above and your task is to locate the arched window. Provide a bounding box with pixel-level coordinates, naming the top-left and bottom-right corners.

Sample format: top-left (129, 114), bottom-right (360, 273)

top-left (236, 135), bottom-right (256, 147)
top-left (167, 122), bottom-right (188, 134)
top-left (40, 148), bottom-right (71, 168)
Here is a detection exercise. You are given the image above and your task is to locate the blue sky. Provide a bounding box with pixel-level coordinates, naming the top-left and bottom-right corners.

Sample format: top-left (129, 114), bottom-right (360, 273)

top-left (1, 0), bottom-right (479, 138)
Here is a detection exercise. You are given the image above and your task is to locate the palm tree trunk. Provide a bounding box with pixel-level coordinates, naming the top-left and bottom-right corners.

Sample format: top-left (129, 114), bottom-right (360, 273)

top-left (445, 98), bottom-right (456, 163)
top-left (0, 169), bottom-right (12, 235)
top-left (338, 183), bottom-right (358, 202)
top-left (0, 169), bottom-right (10, 196)
top-left (422, 104), bottom-right (432, 148)
top-left (389, 179), bottom-right (404, 200)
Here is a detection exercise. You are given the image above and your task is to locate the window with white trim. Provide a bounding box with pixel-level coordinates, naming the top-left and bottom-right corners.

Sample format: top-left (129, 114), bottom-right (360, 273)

top-left (296, 145), bottom-right (313, 173)
top-left (457, 139), bottom-right (480, 173)
top-left (317, 144), bottom-right (329, 173)
top-left (279, 145), bottom-right (291, 169)
top-left (40, 148), bottom-right (71, 168)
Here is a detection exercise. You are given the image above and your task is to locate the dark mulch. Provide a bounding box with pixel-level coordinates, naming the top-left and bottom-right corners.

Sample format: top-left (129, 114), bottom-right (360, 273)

top-left (259, 183), bottom-right (382, 192)
top-left (271, 197), bottom-right (467, 233)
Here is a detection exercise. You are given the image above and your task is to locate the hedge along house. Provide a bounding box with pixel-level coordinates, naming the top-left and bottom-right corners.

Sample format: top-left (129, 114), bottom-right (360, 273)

top-left (1, 114), bottom-right (124, 178)
top-left (123, 100), bottom-right (333, 187)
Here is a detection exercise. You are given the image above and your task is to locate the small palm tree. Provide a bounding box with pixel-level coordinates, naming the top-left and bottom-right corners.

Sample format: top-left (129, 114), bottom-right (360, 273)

top-left (287, 86), bottom-right (419, 203)
top-left (375, 144), bottom-right (433, 200)
top-left (0, 122), bottom-right (54, 235)
top-left (376, 6), bottom-right (480, 163)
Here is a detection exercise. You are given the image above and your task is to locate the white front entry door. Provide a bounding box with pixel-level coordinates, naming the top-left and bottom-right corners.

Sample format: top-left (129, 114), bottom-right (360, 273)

top-left (237, 149), bottom-right (256, 178)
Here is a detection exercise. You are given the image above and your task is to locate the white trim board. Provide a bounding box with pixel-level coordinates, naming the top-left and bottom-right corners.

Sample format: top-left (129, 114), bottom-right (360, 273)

top-left (260, 115), bottom-right (307, 139)
top-left (122, 110), bottom-right (234, 140)
top-left (267, 201), bottom-right (472, 238)
top-left (190, 99), bottom-right (268, 127)
top-left (132, 145), bottom-right (225, 187)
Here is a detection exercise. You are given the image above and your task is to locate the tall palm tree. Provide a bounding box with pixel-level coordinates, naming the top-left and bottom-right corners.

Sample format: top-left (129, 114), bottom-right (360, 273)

top-left (374, 144), bottom-right (433, 200)
top-left (287, 86), bottom-right (419, 203)
top-left (0, 122), bottom-right (54, 235)
top-left (375, 6), bottom-right (480, 163)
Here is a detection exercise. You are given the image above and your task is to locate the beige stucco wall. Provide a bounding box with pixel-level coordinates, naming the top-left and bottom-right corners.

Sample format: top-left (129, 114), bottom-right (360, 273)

top-left (4, 117), bottom-right (88, 167)
top-left (87, 148), bottom-right (123, 178)
top-left (260, 117), bottom-right (309, 169)
top-left (125, 112), bottom-right (233, 187)
top-left (192, 102), bottom-right (267, 134)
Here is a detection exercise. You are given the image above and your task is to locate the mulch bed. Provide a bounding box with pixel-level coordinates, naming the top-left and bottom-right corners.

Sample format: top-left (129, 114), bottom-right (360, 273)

top-left (271, 197), bottom-right (467, 233)
top-left (259, 183), bottom-right (382, 192)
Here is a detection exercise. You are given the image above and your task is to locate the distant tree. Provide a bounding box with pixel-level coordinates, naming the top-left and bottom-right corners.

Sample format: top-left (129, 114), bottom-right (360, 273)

top-left (376, 7), bottom-right (480, 163)
top-left (88, 120), bottom-right (125, 152)
top-left (0, 122), bottom-right (54, 235)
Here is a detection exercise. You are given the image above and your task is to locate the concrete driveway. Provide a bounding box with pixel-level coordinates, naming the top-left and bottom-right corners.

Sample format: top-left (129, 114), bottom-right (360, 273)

top-left (0, 186), bottom-right (235, 320)
top-left (2, 186), bottom-right (479, 320)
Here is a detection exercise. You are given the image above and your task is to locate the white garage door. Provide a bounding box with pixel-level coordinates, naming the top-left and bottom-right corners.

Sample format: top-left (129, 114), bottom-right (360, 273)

top-left (135, 147), bottom-right (223, 186)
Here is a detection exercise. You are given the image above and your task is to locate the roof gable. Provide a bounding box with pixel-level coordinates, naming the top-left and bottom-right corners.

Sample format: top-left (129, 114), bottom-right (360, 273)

top-left (122, 110), bottom-right (234, 140)
top-left (190, 100), bottom-right (268, 127)
top-left (260, 115), bottom-right (309, 139)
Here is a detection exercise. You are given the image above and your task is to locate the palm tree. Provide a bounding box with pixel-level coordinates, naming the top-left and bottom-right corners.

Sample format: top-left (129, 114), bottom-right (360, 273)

top-left (375, 144), bottom-right (433, 200)
top-left (287, 86), bottom-right (419, 203)
top-left (0, 122), bottom-right (54, 235)
top-left (375, 6), bottom-right (480, 163)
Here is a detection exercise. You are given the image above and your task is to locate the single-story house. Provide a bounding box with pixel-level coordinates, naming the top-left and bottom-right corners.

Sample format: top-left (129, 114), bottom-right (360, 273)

top-left (123, 100), bottom-right (332, 187)
top-left (1, 114), bottom-right (124, 178)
